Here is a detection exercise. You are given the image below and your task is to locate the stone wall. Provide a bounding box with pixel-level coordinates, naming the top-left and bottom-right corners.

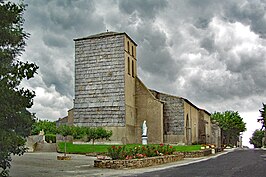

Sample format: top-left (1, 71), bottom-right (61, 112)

top-left (150, 91), bottom-right (184, 135)
top-left (180, 149), bottom-right (212, 158)
top-left (74, 32), bottom-right (126, 127)
top-left (94, 154), bottom-right (184, 169)
top-left (135, 78), bottom-right (164, 144)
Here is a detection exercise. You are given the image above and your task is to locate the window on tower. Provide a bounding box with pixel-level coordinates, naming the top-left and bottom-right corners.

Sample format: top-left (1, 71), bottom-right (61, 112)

top-left (128, 57), bottom-right (130, 75)
top-left (127, 41), bottom-right (130, 53)
top-left (132, 60), bottom-right (134, 77)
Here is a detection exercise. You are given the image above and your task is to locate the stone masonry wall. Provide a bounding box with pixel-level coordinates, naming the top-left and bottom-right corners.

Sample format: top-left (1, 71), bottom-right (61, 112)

top-left (74, 33), bottom-right (126, 127)
top-left (150, 91), bottom-right (184, 135)
top-left (94, 155), bottom-right (184, 169)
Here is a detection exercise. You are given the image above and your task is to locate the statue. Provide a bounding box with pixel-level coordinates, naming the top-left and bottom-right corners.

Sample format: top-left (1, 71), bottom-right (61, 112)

top-left (142, 120), bottom-right (147, 137)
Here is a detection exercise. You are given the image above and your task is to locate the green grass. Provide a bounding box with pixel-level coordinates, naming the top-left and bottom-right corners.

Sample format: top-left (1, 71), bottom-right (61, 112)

top-left (57, 143), bottom-right (202, 154)
top-left (173, 145), bottom-right (202, 152)
top-left (57, 142), bottom-right (110, 154)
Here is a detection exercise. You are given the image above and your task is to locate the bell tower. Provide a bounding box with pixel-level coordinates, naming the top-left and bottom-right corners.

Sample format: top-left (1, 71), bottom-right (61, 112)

top-left (73, 32), bottom-right (137, 144)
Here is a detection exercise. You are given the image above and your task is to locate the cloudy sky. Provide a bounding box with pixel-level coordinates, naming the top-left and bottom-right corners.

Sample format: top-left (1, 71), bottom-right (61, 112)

top-left (18, 0), bottom-right (266, 147)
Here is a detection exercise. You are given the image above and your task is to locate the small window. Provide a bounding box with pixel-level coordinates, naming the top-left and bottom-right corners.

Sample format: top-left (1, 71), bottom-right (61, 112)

top-left (132, 60), bottom-right (134, 77)
top-left (127, 41), bottom-right (130, 53)
top-left (132, 46), bottom-right (134, 57)
top-left (127, 57), bottom-right (130, 75)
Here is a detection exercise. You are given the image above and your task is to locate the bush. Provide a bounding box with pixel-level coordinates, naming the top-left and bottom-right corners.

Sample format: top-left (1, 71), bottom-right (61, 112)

top-left (107, 144), bottom-right (175, 160)
top-left (45, 134), bottom-right (56, 143)
top-left (107, 146), bottom-right (126, 160)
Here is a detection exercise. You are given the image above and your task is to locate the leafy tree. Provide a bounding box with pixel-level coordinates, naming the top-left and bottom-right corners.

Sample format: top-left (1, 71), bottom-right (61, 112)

top-left (258, 103), bottom-right (266, 145)
top-left (249, 129), bottom-right (264, 148)
top-left (85, 127), bottom-right (112, 145)
top-left (258, 103), bottom-right (266, 129)
top-left (72, 126), bottom-right (87, 140)
top-left (211, 111), bottom-right (246, 146)
top-left (31, 119), bottom-right (57, 135)
top-left (0, 1), bottom-right (38, 176)
top-left (56, 125), bottom-right (73, 157)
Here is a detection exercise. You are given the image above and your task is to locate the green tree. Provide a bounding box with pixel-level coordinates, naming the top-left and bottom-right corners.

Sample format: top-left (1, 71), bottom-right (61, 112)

top-left (258, 103), bottom-right (266, 145)
top-left (85, 127), bottom-right (112, 145)
top-left (56, 125), bottom-right (73, 157)
top-left (31, 119), bottom-right (57, 135)
top-left (211, 111), bottom-right (246, 146)
top-left (258, 103), bottom-right (266, 129)
top-left (0, 1), bottom-right (38, 176)
top-left (72, 126), bottom-right (87, 140)
top-left (249, 129), bottom-right (264, 148)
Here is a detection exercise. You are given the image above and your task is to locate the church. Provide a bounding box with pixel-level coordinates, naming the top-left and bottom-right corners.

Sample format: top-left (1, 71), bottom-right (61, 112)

top-left (70, 32), bottom-right (221, 146)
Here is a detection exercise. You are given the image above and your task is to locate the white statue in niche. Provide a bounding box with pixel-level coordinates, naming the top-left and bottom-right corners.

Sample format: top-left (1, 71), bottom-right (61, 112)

top-left (142, 120), bottom-right (147, 137)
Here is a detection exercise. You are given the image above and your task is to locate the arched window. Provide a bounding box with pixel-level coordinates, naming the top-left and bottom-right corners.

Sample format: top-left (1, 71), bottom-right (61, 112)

top-left (127, 57), bottom-right (130, 75)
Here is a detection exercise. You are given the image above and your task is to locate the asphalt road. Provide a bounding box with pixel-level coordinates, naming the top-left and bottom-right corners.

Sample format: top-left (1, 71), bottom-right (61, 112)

top-left (131, 149), bottom-right (266, 177)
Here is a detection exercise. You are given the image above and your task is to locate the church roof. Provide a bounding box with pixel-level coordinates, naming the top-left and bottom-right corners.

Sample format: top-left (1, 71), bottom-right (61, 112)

top-left (74, 31), bottom-right (137, 46)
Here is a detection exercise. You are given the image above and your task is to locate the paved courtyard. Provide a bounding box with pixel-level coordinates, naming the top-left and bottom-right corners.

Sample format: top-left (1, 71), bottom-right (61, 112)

top-left (10, 152), bottom-right (115, 177)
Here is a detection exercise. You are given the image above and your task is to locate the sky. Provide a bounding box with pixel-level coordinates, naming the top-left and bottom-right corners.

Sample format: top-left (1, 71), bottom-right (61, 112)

top-left (18, 0), bottom-right (266, 147)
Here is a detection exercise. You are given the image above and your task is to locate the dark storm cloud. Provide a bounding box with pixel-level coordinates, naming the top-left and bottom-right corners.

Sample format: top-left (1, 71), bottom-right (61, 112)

top-left (118, 0), bottom-right (167, 19)
top-left (18, 0), bottom-right (266, 120)
top-left (225, 0), bottom-right (266, 38)
top-left (116, 0), bottom-right (179, 85)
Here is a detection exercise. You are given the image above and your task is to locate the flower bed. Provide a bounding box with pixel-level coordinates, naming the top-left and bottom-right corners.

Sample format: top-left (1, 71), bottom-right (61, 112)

top-left (107, 144), bottom-right (174, 160)
top-left (94, 154), bottom-right (184, 169)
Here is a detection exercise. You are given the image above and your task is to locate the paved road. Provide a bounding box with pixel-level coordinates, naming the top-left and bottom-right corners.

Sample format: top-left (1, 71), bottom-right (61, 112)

top-left (131, 149), bottom-right (266, 177)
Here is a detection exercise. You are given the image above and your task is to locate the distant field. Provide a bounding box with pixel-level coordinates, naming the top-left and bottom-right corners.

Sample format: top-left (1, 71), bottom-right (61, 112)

top-left (57, 143), bottom-right (202, 154)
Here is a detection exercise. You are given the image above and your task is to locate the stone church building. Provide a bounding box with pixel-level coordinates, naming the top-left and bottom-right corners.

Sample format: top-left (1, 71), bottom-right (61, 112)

top-left (71, 32), bottom-right (221, 146)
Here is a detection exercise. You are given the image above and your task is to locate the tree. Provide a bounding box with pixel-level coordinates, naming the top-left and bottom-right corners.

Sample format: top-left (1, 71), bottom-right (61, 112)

top-left (249, 129), bottom-right (264, 148)
top-left (258, 103), bottom-right (266, 145)
top-left (56, 125), bottom-right (73, 157)
top-left (258, 103), bottom-right (266, 129)
top-left (0, 1), bottom-right (38, 176)
top-left (31, 119), bottom-right (57, 135)
top-left (85, 127), bottom-right (112, 145)
top-left (211, 111), bottom-right (246, 146)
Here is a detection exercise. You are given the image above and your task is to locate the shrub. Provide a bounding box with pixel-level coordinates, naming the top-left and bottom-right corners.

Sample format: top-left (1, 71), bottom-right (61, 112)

top-left (107, 144), bottom-right (175, 160)
top-left (107, 146), bottom-right (126, 160)
top-left (45, 134), bottom-right (56, 143)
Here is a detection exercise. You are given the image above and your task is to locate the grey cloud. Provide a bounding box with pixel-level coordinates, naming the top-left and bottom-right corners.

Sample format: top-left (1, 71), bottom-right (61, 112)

top-left (118, 0), bottom-right (167, 19)
top-left (43, 33), bottom-right (68, 48)
top-left (19, 0), bottom-right (266, 121)
top-left (225, 0), bottom-right (266, 38)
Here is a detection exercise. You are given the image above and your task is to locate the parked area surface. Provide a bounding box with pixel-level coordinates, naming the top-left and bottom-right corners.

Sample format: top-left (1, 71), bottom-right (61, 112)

top-left (10, 150), bottom-right (236, 177)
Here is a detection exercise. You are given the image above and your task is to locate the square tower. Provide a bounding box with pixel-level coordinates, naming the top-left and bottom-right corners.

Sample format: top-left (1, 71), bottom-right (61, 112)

top-left (73, 32), bottom-right (137, 144)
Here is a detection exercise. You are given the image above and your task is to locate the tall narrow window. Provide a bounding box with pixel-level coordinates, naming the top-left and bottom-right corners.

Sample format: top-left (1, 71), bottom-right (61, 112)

top-left (132, 60), bottom-right (134, 77)
top-left (127, 41), bottom-right (130, 53)
top-left (132, 46), bottom-right (134, 57)
top-left (127, 57), bottom-right (130, 75)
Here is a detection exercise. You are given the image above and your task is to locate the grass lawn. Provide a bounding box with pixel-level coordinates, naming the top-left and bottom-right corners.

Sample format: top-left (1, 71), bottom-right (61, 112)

top-left (173, 145), bottom-right (202, 152)
top-left (57, 142), bottom-right (109, 154)
top-left (57, 142), bottom-right (202, 154)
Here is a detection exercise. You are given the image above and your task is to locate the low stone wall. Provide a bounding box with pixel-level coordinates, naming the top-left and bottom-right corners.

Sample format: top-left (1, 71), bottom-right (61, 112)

top-left (94, 154), bottom-right (184, 169)
top-left (181, 149), bottom-right (212, 158)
